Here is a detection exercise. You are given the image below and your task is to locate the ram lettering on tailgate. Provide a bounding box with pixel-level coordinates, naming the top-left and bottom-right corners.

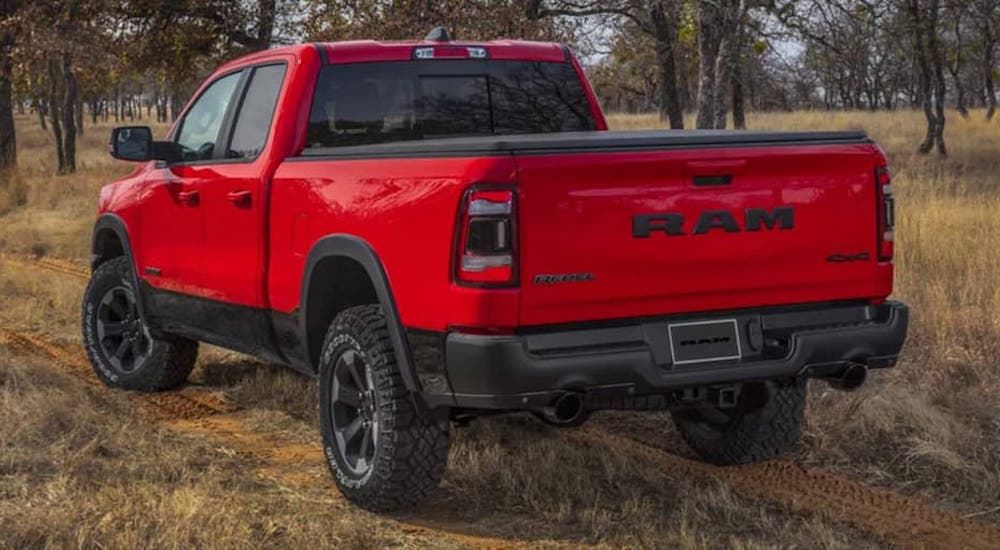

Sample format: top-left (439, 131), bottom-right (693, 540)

top-left (632, 206), bottom-right (795, 238)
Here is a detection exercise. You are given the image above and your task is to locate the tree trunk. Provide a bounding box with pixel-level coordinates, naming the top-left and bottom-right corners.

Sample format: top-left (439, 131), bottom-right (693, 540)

top-left (732, 73), bottom-right (746, 130)
top-left (695, 1), bottom-right (721, 129)
top-left (731, 3), bottom-right (747, 130)
top-left (256, 0), bottom-right (277, 49)
top-left (929, 2), bottom-right (947, 155)
top-left (697, 0), bottom-right (743, 129)
top-left (909, 0), bottom-right (946, 156)
top-left (171, 87), bottom-right (185, 121)
top-left (947, 8), bottom-right (969, 118)
top-left (0, 0), bottom-right (16, 172)
top-left (47, 59), bottom-right (65, 172)
top-left (60, 54), bottom-right (77, 173)
top-left (648, 0), bottom-right (683, 129)
top-left (75, 95), bottom-right (83, 136)
top-left (712, 33), bottom-right (733, 129)
top-left (36, 97), bottom-right (46, 130)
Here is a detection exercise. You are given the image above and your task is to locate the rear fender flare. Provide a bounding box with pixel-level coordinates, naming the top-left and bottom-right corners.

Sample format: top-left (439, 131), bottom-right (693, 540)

top-left (301, 234), bottom-right (421, 397)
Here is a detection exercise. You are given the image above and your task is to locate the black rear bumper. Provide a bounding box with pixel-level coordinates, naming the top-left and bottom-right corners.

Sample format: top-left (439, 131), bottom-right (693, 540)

top-left (422, 301), bottom-right (908, 411)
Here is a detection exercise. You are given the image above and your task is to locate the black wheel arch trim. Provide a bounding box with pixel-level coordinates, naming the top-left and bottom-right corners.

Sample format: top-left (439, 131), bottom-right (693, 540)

top-left (91, 213), bottom-right (148, 321)
top-left (301, 234), bottom-right (422, 398)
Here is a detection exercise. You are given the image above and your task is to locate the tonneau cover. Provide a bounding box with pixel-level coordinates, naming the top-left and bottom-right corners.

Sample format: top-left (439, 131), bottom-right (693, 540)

top-left (298, 130), bottom-right (870, 159)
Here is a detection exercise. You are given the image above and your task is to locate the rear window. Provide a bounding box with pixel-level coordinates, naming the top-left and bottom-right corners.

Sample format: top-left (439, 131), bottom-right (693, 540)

top-left (305, 60), bottom-right (595, 149)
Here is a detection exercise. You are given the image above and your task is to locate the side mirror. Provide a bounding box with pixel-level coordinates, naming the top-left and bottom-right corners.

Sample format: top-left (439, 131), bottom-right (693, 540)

top-left (109, 126), bottom-right (152, 161)
top-left (109, 126), bottom-right (184, 164)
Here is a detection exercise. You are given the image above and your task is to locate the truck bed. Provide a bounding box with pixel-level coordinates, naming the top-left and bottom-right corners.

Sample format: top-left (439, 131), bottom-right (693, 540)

top-left (278, 129), bottom-right (887, 329)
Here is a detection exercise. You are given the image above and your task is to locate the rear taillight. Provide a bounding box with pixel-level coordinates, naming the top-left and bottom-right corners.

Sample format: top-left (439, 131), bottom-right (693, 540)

top-left (876, 167), bottom-right (894, 261)
top-left (455, 187), bottom-right (517, 286)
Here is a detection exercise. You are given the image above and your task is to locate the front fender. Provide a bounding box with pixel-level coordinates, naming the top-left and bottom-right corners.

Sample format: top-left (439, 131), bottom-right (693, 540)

top-left (91, 213), bottom-right (148, 321)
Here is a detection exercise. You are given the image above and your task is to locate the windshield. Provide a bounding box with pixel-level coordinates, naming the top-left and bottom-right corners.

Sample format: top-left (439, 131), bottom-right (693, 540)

top-left (305, 60), bottom-right (595, 149)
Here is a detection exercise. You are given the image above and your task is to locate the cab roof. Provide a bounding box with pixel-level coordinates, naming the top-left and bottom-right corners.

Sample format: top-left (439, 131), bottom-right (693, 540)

top-left (218, 38), bottom-right (570, 72)
top-left (318, 39), bottom-right (569, 64)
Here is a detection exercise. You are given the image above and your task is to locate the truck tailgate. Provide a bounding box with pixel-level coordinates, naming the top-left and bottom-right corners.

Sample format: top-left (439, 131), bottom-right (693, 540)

top-left (515, 140), bottom-right (883, 326)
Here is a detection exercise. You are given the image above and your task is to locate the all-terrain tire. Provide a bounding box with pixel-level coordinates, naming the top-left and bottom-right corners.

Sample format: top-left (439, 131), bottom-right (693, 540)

top-left (318, 304), bottom-right (450, 512)
top-left (82, 256), bottom-right (198, 391)
top-left (671, 379), bottom-right (807, 465)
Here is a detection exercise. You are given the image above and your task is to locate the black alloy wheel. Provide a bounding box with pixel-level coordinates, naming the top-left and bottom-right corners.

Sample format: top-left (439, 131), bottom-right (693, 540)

top-left (95, 285), bottom-right (152, 374)
top-left (329, 348), bottom-right (379, 476)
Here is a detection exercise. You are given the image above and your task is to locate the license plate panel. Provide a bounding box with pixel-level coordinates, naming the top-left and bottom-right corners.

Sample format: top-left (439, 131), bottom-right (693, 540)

top-left (668, 319), bottom-right (742, 365)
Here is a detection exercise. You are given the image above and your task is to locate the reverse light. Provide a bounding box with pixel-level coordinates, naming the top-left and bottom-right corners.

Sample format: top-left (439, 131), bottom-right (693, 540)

top-left (876, 167), bottom-right (895, 261)
top-left (455, 187), bottom-right (517, 286)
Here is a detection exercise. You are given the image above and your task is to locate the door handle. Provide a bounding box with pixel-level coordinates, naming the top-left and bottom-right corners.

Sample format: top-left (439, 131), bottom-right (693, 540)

top-left (683, 160), bottom-right (747, 187)
top-left (227, 189), bottom-right (252, 207)
top-left (177, 190), bottom-right (199, 205)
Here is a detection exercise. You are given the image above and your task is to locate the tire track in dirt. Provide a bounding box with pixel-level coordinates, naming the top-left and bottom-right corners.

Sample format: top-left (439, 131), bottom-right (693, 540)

top-left (0, 325), bottom-right (585, 550)
top-left (3, 255), bottom-right (592, 549)
top-left (9, 253), bottom-right (999, 548)
top-left (571, 427), bottom-right (1000, 550)
top-left (2, 253), bottom-right (91, 279)
top-left (164, 414), bottom-right (580, 549)
top-left (0, 328), bottom-right (236, 420)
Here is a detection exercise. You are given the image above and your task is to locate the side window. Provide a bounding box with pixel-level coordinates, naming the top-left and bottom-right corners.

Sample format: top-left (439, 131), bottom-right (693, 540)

top-left (227, 64), bottom-right (287, 159)
top-left (175, 71), bottom-right (241, 162)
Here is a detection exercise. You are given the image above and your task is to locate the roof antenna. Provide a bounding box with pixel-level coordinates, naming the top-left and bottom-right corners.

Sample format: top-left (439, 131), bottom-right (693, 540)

top-left (425, 27), bottom-right (452, 42)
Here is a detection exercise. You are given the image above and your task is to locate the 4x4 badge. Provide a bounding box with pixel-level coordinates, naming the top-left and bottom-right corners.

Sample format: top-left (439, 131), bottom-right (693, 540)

top-left (826, 252), bottom-right (871, 263)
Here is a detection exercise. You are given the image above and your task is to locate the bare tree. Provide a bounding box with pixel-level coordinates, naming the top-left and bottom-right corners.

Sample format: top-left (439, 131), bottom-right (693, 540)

top-left (731, 5), bottom-right (751, 129)
top-left (0, 0), bottom-right (17, 172)
top-left (695, 0), bottom-right (748, 129)
top-left (944, 0), bottom-right (969, 117)
top-left (904, 0), bottom-right (947, 155)
top-left (528, 0), bottom-right (687, 128)
top-left (648, 0), bottom-right (684, 128)
top-left (972, 0), bottom-right (999, 119)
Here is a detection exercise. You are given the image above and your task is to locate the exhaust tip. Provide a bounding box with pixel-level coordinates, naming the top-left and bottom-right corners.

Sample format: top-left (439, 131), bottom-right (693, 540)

top-left (827, 362), bottom-right (868, 391)
top-left (538, 392), bottom-right (589, 427)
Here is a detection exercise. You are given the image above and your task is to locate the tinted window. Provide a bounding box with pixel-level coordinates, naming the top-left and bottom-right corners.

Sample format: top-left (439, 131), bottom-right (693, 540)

top-left (306, 60), bottom-right (595, 149)
top-left (418, 75), bottom-right (491, 137)
top-left (490, 62), bottom-right (594, 133)
top-left (176, 72), bottom-right (241, 161)
top-left (228, 64), bottom-right (287, 159)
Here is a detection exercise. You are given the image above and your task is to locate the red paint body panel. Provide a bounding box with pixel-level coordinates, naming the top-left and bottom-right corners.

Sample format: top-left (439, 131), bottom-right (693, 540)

top-left (267, 156), bottom-right (521, 330)
top-left (514, 144), bottom-right (889, 326)
top-left (120, 51), bottom-right (312, 308)
top-left (95, 38), bottom-right (895, 358)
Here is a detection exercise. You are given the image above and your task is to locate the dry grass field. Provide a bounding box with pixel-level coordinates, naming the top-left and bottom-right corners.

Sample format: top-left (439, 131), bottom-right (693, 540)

top-left (1, 110), bottom-right (999, 549)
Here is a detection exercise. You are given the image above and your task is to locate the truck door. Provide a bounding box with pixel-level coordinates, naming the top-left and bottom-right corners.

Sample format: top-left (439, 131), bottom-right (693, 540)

top-left (138, 70), bottom-right (243, 298)
top-left (199, 62), bottom-right (287, 309)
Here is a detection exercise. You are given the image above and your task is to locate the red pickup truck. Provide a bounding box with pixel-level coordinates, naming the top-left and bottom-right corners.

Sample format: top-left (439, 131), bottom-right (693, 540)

top-left (85, 30), bottom-right (908, 511)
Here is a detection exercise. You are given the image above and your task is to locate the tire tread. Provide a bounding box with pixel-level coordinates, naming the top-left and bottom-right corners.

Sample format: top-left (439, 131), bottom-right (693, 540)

top-left (82, 257), bottom-right (198, 392)
top-left (673, 380), bottom-right (807, 465)
top-left (320, 304), bottom-right (449, 512)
